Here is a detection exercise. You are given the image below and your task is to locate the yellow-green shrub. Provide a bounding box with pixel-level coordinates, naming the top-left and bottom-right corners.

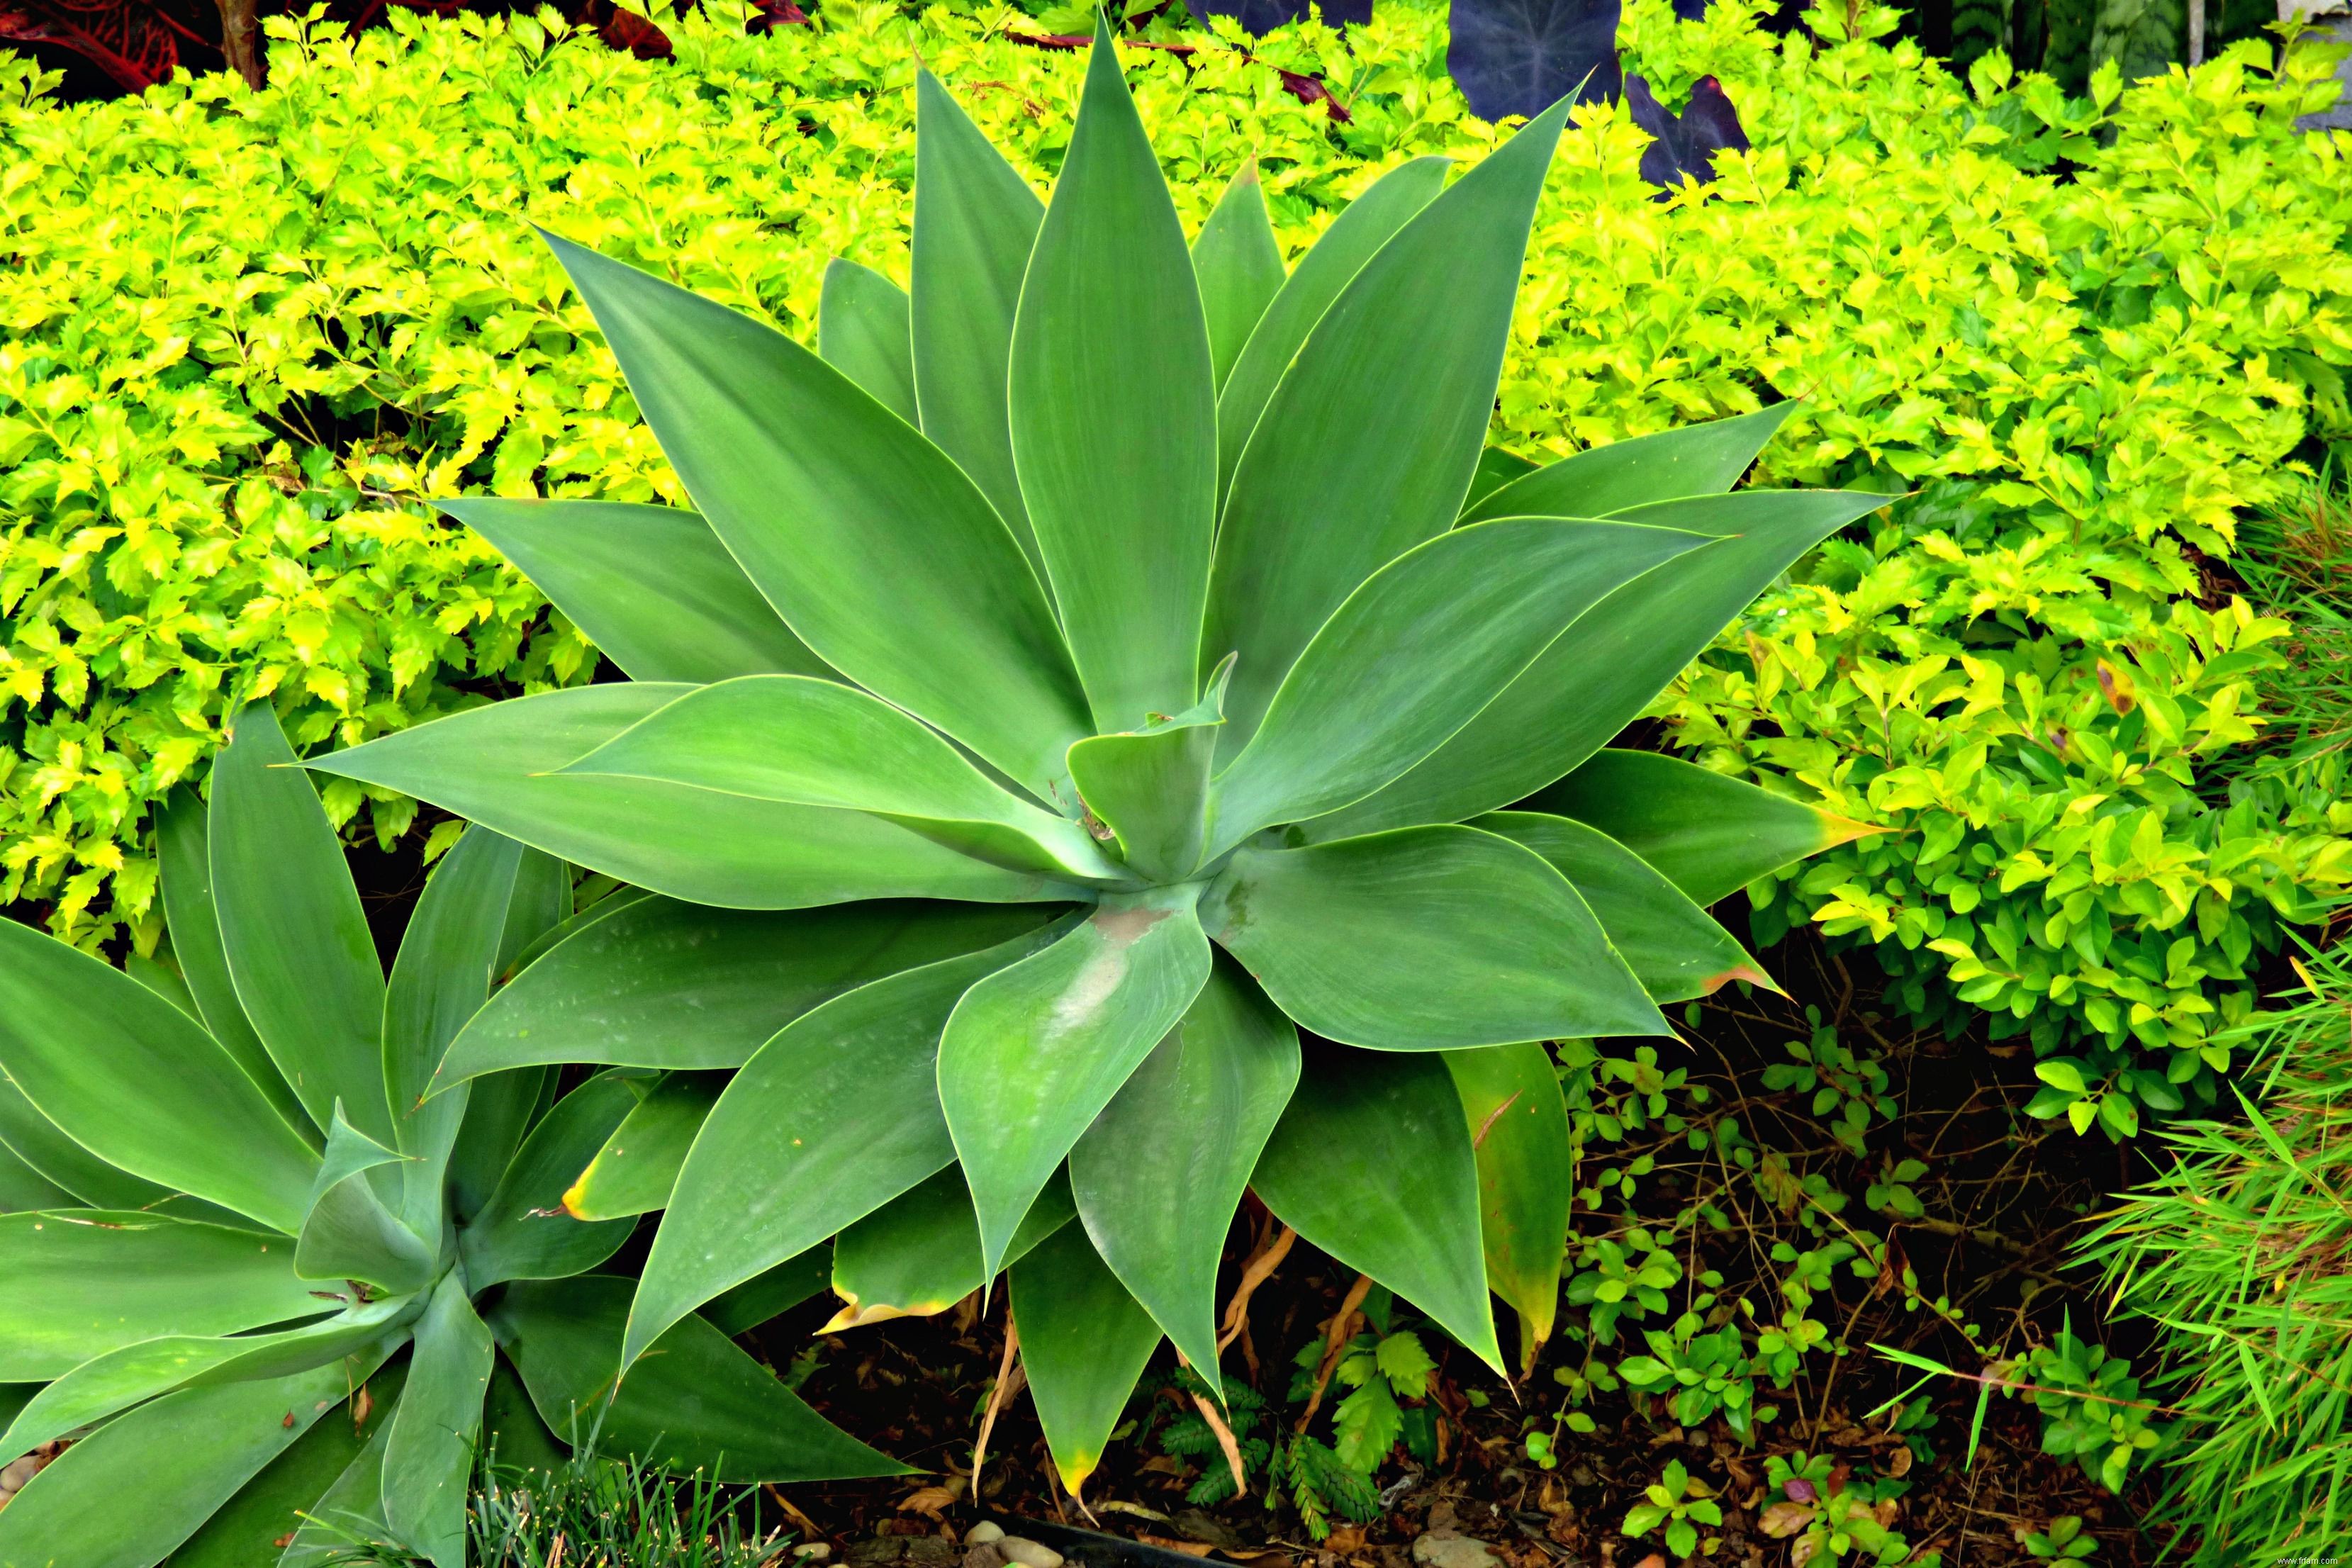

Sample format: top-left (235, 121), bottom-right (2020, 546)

top-left (1, 0), bottom-right (2346, 1118)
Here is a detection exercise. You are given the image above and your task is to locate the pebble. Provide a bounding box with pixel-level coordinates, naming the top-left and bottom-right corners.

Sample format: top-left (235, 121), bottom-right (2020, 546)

top-left (963, 1523), bottom-right (1006, 1546)
top-left (1409, 1535), bottom-right (1499, 1568)
top-left (0, 1457), bottom-right (38, 1496)
top-left (794, 1547), bottom-right (832, 1562)
top-left (997, 1537), bottom-right (1064, 1568)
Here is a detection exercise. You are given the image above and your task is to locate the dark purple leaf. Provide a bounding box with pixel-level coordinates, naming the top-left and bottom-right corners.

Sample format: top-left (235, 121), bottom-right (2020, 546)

top-left (1445, 0), bottom-right (1622, 123)
top-left (1182, 0), bottom-right (1372, 35)
top-left (1783, 1476), bottom-right (1819, 1503)
top-left (1626, 73), bottom-right (1749, 195)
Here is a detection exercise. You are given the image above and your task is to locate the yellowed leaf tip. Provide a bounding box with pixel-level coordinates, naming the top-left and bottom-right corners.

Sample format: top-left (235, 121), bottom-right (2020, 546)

top-left (1701, 963), bottom-right (1785, 998)
top-left (1816, 813), bottom-right (1890, 851)
top-left (558, 1165), bottom-right (598, 1221)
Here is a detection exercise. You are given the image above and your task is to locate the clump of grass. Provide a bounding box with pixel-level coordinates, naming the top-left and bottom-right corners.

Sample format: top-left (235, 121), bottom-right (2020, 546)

top-left (320, 1439), bottom-right (793, 1568)
top-left (2074, 940), bottom-right (2352, 1564)
top-left (2236, 469), bottom-right (2352, 769)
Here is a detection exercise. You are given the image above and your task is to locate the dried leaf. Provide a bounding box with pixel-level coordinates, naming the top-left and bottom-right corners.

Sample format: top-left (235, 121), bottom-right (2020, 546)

top-left (1759, 1501), bottom-right (1817, 1539)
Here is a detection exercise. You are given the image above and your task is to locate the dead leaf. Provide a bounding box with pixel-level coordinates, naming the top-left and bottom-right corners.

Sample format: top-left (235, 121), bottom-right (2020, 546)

top-left (897, 1486), bottom-right (960, 1518)
top-left (1138, 1455), bottom-right (1184, 1476)
top-left (1758, 1502), bottom-right (1816, 1540)
top-left (1323, 1527), bottom-right (1366, 1554)
top-left (1138, 1537), bottom-right (1214, 1558)
top-left (1791, 1540), bottom-right (1820, 1568)
top-left (1873, 1499), bottom-right (1899, 1528)
top-left (350, 1383), bottom-right (373, 1433)
top-left (1632, 1555), bottom-right (1667, 1568)
top-left (1887, 1446), bottom-right (1913, 1478)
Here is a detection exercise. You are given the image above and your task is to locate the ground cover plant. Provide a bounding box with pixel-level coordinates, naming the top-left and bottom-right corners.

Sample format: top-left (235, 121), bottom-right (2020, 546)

top-left (298, 14), bottom-right (1886, 1496)
top-left (4, 0), bottom-right (2347, 1129)
top-left (0, 701), bottom-right (897, 1568)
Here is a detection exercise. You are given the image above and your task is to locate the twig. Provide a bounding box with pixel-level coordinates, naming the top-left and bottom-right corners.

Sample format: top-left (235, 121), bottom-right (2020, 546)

top-left (1217, 1221), bottom-right (1295, 1368)
top-left (973, 1309), bottom-right (1024, 1493)
top-left (1296, 1272), bottom-right (1373, 1432)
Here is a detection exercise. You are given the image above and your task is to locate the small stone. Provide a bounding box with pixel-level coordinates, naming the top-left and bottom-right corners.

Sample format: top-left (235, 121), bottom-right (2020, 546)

top-left (964, 1545), bottom-right (1010, 1568)
top-left (0, 1458), bottom-right (36, 1494)
top-left (1409, 1535), bottom-right (1498, 1568)
top-left (795, 1547), bottom-right (833, 1562)
top-left (849, 1538), bottom-right (961, 1568)
top-left (997, 1537), bottom-right (1065, 1568)
top-left (964, 1523), bottom-right (1007, 1546)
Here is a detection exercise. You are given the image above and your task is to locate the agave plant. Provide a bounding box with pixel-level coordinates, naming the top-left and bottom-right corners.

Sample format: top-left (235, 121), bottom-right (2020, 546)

top-left (0, 705), bottom-right (896, 1568)
top-left (304, 23), bottom-right (1882, 1493)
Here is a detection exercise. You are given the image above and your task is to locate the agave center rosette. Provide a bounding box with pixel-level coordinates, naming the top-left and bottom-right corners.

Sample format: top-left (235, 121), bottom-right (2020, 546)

top-left (0, 703), bottom-right (899, 1568)
top-left (306, 21), bottom-right (1883, 1496)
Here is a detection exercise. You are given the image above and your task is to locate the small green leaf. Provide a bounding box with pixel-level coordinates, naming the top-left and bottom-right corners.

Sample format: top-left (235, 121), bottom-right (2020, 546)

top-left (1460, 403), bottom-right (1798, 522)
top-left (828, 1166), bottom-right (1076, 1329)
top-left (1202, 825), bottom-right (1669, 1050)
top-left (445, 499), bottom-right (829, 685)
top-left (940, 887), bottom-right (1214, 1277)
top-left (1010, 1220), bottom-right (1163, 1499)
top-left (311, 688), bottom-right (1070, 910)
top-left (1192, 159), bottom-right (1285, 391)
top-left (1444, 1041), bottom-right (1571, 1372)
top-left (1530, 750), bottom-right (1876, 907)
top-left (561, 675), bottom-right (1121, 883)
top-left (296, 1107), bottom-right (435, 1295)
top-left (1010, 18), bottom-right (1218, 732)
top-left (493, 1275), bottom-right (906, 1481)
top-left (626, 924), bottom-right (1068, 1370)
top-left (912, 69), bottom-right (1046, 564)
top-left (1065, 654), bottom-right (1233, 882)
top-left (381, 1274), bottom-right (493, 1568)
top-left (436, 895), bottom-right (1057, 1090)
top-left (1068, 958), bottom-right (1299, 1399)
top-left (1253, 1043), bottom-right (1502, 1373)
top-left (818, 257), bottom-right (919, 424)
top-left (562, 1070), bottom-right (726, 1221)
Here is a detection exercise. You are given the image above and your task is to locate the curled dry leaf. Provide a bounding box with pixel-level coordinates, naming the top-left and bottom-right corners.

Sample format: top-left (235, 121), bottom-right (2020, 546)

top-left (1758, 1501), bottom-right (1818, 1539)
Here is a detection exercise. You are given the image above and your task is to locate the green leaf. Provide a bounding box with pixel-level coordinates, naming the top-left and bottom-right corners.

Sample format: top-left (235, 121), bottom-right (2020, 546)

top-left (1206, 96), bottom-right (1570, 754)
top-left (1462, 444), bottom-right (1539, 514)
top-left (1253, 1043), bottom-right (1501, 1373)
top-left (207, 700), bottom-right (392, 1148)
top-left (1065, 654), bottom-right (1233, 882)
top-left (1202, 825), bottom-right (1669, 1050)
top-left (384, 826), bottom-right (533, 1240)
top-left (542, 231), bottom-right (1090, 798)
top-left (703, 1246), bottom-right (834, 1337)
top-left (1192, 160), bottom-right (1285, 391)
top-left (1010, 19), bottom-right (1217, 732)
top-left (818, 257), bottom-right (919, 424)
top-left (2037, 1060), bottom-right (2089, 1096)
top-left (310, 687), bottom-right (1071, 909)
top-left (626, 926), bottom-right (1065, 1370)
top-left (436, 894), bottom-right (1058, 1090)
top-left (459, 1072), bottom-right (639, 1289)
top-left (912, 68), bottom-right (1046, 565)
top-left (827, 1166), bottom-right (1076, 1329)
top-left (0, 1142), bottom-right (72, 1216)
top-left (563, 1070), bottom-right (726, 1221)
top-left (492, 1275), bottom-right (906, 1481)
top-left (1530, 749), bottom-right (1876, 907)
top-left (1215, 155), bottom-right (1447, 499)
top-left (171, 1360), bottom-right (403, 1568)
top-left (1068, 959), bottom-right (1298, 1399)
top-left (0, 1295), bottom-right (412, 1469)
top-left (561, 676), bottom-right (1121, 883)
top-left (0, 1343), bottom-right (391, 1568)
top-left (0, 914), bottom-right (319, 1234)
top-left (0, 1211), bottom-right (328, 1382)
top-left (1009, 1219), bottom-right (1163, 1499)
top-left (1477, 812), bottom-right (1771, 1000)
top-left (940, 886), bottom-right (1214, 1277)
top-left (1443, 1042), bottom-right (1571, 1373)
top-left (296, 1107), bottom-right (435, 1295)
top-left (1311, 488), bottom-right (1893, 838)
top-left (1206, 517), bottom-right (1707, 853)
top-left (0, 1076), bottom-right (175, 1213)
top-left (383, 1273), bottom-right (493, 1568)
top-left (155, 788), bottom-right (309, 1138)
top-left (1460, 404), bottom-right (1798, 522)
top-left (444, 499), bottom-right (829, 685)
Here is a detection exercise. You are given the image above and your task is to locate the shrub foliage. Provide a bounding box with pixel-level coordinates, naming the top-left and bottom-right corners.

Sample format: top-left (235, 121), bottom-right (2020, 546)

top-left (2, 0), bottom-right (2348, 1119)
